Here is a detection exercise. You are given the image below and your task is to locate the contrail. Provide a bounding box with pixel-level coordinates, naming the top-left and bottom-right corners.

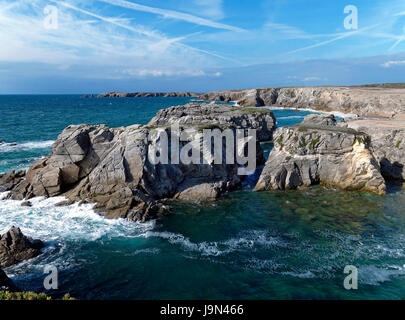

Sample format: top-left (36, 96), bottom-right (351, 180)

top-left (285, 24), bottom-right (380, 55)
top-left (52, 1), bottom-right (241, 64)
top-left (97, 0), bottom-right (246, 32)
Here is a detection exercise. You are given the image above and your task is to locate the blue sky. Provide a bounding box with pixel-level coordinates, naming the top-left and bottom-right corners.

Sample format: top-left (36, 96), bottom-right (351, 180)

top-left (1, 0), bottom-right (405, 93)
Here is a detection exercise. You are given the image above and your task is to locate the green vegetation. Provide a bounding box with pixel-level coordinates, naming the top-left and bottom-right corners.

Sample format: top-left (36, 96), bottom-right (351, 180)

top-left (197, 123), bottom-right (235, 133)
top-left (299, 136), bottom-right (307, 148)
top-left (242, 108), bottom-right (271, 114)
top-left (309, 137), bottom-right (320, 150)
top-left (276, 134), bottom-right (285, 150)
top-left (396, 140), bottom-right (402, 148)
top-left (0, 291), bottom-right (75, 300)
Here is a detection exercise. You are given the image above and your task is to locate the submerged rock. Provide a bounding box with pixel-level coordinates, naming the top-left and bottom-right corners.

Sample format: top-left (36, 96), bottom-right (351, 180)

top-left (0, 227), bottom-right (44, 268)
top-left (3, 104), bottom-right (270, 222)
top-left (254, 115), bottom-right (386, 194)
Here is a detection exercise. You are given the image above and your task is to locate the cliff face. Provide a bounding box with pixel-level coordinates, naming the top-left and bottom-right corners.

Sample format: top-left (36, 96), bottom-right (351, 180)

top-left (254, 114), bottom-right (386, 194)
top-left (97, 91), bottom-right (199, 98)
top-left (199, 87), bottom-right (405, 117)
top-left (345, 119), bottom-right (405, 181)
top-left (2, 104), bottom-right (275, 222)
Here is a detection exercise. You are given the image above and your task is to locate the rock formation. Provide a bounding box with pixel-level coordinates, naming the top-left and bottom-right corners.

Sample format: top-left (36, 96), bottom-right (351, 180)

top-left (345, 118), bottom-right (405, 181)
top-left (199, 87), bottom-right (405, 117)
top-left (0, 267), bottom-right (18, 292)
top-left (254, 114), bottom-right (386, 194)
top-left (0, 171), bottom-right (26, 193)
top-left (2, 104), bottom-right (274, 222)
top-left (148, 103), bottom-right (276, 142)
top-left (97, 91), bottom-right (199, 98)
top-left (0, 227), bottom-right (44, 268)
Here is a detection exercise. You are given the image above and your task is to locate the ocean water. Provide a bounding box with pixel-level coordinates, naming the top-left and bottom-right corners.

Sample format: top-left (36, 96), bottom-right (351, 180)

top-left (0, 95), bottom-right (404, 300)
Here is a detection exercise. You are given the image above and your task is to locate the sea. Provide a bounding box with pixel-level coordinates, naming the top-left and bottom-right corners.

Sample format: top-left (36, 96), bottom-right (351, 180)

top-left (0, 95), bottom-right (404, 299)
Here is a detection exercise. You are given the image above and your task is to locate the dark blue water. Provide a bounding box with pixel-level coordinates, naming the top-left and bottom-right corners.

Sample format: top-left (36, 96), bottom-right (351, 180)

top-left (1, 95), bottom-right (404, 300)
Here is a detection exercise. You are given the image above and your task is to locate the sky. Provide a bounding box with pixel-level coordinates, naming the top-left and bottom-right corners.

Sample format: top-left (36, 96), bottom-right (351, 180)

top-left (0, 0), bottom-right (405, 93)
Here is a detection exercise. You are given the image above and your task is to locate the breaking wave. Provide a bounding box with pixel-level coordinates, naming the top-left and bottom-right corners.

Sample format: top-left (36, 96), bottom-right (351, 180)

top-left (0, 140), bottom-right (54, 153)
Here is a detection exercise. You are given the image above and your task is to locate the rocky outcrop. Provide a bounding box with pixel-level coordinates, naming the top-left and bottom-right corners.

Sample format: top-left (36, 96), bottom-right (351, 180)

top-left (0, 171), bottom-right (26, 193)
top-left (345, 118), bottom-right (405, 181)
top-left (97, 91), bottom-right (199, 98)
top-left (0, 267), bottom-right (18, 292)
top-left (200, 87), bottom-right (405, 117)
top-left (148, 103), bottom-right (276, 142)
top-left (3, 104), bottom-right (270, 222)
top-left (254, 115), bottom-right (386, 194)
top-left (0, 227), bottom-right (44, 268)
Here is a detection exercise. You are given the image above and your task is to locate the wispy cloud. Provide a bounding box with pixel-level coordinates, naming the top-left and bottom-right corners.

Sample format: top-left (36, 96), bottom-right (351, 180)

top-left (285, 24), bottom-right (381, 55)
top-left (193, 0), bottom-right (224, 20)
top-left (97, 0), bottom-right (245, 32)
top-left (52, 1), bottom-right (240, 64)
top-left (0, 0), bottom-right (231, 80)
top-left (381, 60), bottom-right (405, 67)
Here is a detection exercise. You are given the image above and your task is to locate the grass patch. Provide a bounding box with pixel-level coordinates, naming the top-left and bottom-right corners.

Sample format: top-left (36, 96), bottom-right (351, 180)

top-left (0, 291), bottom-right (75, 300)
top-left (309, 137), bottom-right (320, 150)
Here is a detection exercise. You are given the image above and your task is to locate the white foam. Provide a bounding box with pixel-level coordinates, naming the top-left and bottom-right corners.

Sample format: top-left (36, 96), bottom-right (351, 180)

top-left (0, 194), bottom-right (155, 242)
top-left (358, 265), bottom-right (405, 285)
top-left (138, 229), bottom-right (282, 256)
top-left (264, 106), bottom-right (358, 119)
top-left (277, 115), bottom-right (305, 120)
top-left (0, 140), bottom-right (55, 153)
top-left (281, 271), bottom-right (316, 279)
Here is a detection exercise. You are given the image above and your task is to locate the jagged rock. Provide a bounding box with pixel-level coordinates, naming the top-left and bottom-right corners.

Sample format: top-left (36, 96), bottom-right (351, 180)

top-left (97, 91), bottom-right (199, 98)
top-left (148, 103), bottom-right (276, 142)
top-left (302, 114), bottom-right (337, 126)
top-left (254, 115), bottom-right (386, 194)
top-left (200, 87), bottom-right (405, 117)
top-left (346, 118), bottom-right (405, 181)
top-left (3, 104), bottom-right (267, 222)
top-left (0, 227), bottom-right (44, 268)
top-left (0, 267), bottom-right (18, 292)
top-left (0, 170), bottom-right (25, 193)
top-left (20, 201), bottom-right (32, 207)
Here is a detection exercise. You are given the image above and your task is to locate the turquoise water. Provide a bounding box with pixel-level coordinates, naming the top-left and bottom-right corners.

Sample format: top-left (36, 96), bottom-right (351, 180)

top-left (0, 95), bottom-right (404, 299)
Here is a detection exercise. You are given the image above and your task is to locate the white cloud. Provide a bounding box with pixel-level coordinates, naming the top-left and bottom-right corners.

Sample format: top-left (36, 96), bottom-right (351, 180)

top-left (193, 0), bottom-right (224, 20)
top-left (123, 69), bottom-right (206, 77)
top-left (302, 76), bottom-right (327, 82)
top-left (381, 60), bottom-right (405, 67)
top-left (0, 0), bottom-right (238, 80)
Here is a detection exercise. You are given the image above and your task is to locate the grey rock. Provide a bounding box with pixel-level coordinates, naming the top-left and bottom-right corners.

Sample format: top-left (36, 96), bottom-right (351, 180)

top-left (5, 104), bottom-right (267, 222)
top-left (148, 102), bottom-right (276, 142)
top-left (200, 86), bottom-right (405, 117)
top-left (97, 91), bottom-right (199, 98)
top-left (254, 115), bottom-right (386, 194)
top-left (0, 170), bottom-right (26, 193)
top-left (0, 267), bottom-right (18, 292)
top-left (0, 227), bottom-right (44, 268)
top-left (20, 201), bottom-right (32, 207)
top-left (302, 114), bottom-right (337, 126)
top-left (346, 118), bottom-right (405, 181)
